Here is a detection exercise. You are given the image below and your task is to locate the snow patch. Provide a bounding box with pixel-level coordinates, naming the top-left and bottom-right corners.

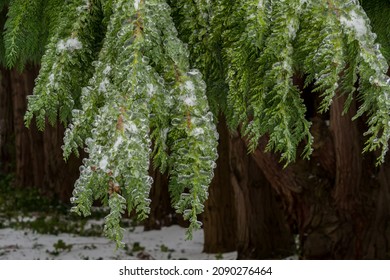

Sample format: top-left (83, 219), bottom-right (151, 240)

top-left (191, 127), bottom-right (204, 137)
top-left (147, 83), bottom-right (155, 97)
top-left (99, 156), bottom-right (109, 171)
top-left (113, 136), bottom-right (123, 150)
top-left (103, 65), bottom-right (112, 75)
top-left (76, 0), bottom-right (90, 14)
top-left (183, 95), bottom-right (197, 107)
top-left (187, 69), bottom-right (200, 76)
top-left (184, 80), bottom-right (195, 93)
top-left (125, 123), bottom-right (138, 133)
top-left (98, 78), bottom-right (109, 93)
top-left (287, 20), bottom-right (297, 38)
top-left (48, 74), bottom-right (55, 86)
top-left (0, 226), bottom-right (237, 260)
top-left (134, 0), bottom-right (141, 10)
top-left (340, 10), bottom-right (367, 38)
top-left (57, 38), bottom-right (83, 52)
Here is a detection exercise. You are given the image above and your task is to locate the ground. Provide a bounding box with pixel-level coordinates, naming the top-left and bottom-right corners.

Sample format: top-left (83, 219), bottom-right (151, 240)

top-left (0, 218), bottom-right (237, 260)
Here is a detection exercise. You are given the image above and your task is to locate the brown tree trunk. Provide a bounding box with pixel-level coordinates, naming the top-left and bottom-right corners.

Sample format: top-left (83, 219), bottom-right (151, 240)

top-left (249, 91), bottom-right (390, 259)
top-left (41, 122), bottom-right (82, 201)
top-left (1, 65), bottom-right (81, 202)
top-left (231, 133), bottom-right (294, 259)
top-left (9, 65), bottom-right (42, 188)
top-left (203, 118), bottom-right (237, 253)
top-left (144, 170), bottom-right (175, 230)
top-left (0, 67), bottom-right (14, 175)
top-left (330, 94), bottom-right (362, 212)
top-left (203, 117), bottom-right (294, 258)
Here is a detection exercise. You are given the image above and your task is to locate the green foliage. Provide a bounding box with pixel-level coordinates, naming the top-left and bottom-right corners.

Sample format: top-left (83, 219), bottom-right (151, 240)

top-left (3, 0), bottom-right (43, 68)
top-left (3, 0), bottom-right (390, 246)
top-left (62, 0), bottom-right (218, 247)
top-left (2, 0), bottom-right (64, 69)
top-left (245, 0), bottom-right (313, 163)
top-left (169, 0), bottom-right (228, 116)
top-left (361, 0), bottom-right (390, 61)
top-left (24, 0), bottom-right (105, 129)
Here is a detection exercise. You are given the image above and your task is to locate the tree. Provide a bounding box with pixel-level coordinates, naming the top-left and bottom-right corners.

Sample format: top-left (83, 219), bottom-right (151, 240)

top-left (2, 0), bottom-right (390, 258)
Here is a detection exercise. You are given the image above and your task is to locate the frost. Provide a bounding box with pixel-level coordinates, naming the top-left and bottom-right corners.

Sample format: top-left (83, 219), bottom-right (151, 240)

top-left (125, 122), bottom-right (138, 133)
top-left (191, 127), bottom-right (204, 137)
top-left (57, 38), bottom-right (83, 52)
top-left (99, 78), bottom-right (109, 93)
top-left (66, 38), bottom-right (83, 51)
top-left (188, 69), bottom-right (200, 76)
top-left (147, 83), bottom-right (155, 97)
top-left (287, 20), bottom-right (297, 38)
top-left (99, 156), bottom-right (109, 171)
top-left (340, 10), bottom-right (367, 38)
top-left (113, 136), bottom-right (123, 150)
top-left (134, 0), bottom-right (141, 10)
top-left (183, 81), bottom-right (197, 106)
top-left (103, 65), bottom-right (112, 75)
top-left (76, 1), bottom-right (90, 14)
top-left (48, 74), bottom-right (55, 86)
top-left (56, 41), bottom-right (66, 52)
top-left (184, 80), bottom-right (195, 93)
top-left (183, 95), bottom-right (197, 107)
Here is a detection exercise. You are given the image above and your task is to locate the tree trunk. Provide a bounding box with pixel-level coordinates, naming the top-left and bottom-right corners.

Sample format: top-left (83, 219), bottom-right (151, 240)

top-left (203, 117), bottom-right (294, 258)
top-left (144, 170), bottom-right (175, 230)
top-left (203, 118), bottom-right (237, 253)
top-left (249, 92), bottom-right (390, 259)
top-left (0, 67), bottom-right (14, 175)
top-left (231, 133), bottom-right (294, 259)
top-left (1, 65), bottom-right (81, 202)
top-left (9, 65), bottom-right (42, 188)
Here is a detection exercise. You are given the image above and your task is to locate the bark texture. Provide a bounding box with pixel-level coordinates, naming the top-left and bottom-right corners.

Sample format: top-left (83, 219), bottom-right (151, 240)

top-left (0, 65), bottom-right (81, 201)
top-left (203, 118), bottom-right (237, 253)
top-left (249, 91), bottom-right (390, 259)
top-left (203, 118), bottom-right (294, 258)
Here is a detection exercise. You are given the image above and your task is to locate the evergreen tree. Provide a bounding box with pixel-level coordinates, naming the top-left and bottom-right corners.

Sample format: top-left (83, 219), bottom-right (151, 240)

top-left (2, 0), bottom-right (390, 250)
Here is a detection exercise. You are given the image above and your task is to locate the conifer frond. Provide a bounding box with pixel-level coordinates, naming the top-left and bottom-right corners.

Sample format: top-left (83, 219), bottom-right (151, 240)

top-left (361, 0), bottom-right (390, 61)
top-left (66, 0), bottom-right (218, 245)
top-left (296, 1), bottom-right (345, 113)
top-left (0, 6), bottom-right (6, 67)
top-left (3, 0), bottom-right (44, 68)
top-left (69, 0), bottom-right (155, 248)
top-left (4, 0), bottom-right (390, 247)
top-left (25, 0), bottom-right (105, 129)
top-left (144, 0), bottom-right (218, 240)
top-left (244, 0), bottom-right (313, 163)
top-left (170, 0), bottom-right (228, 116)
top-left (223, 0), bottom-right (267, 130)
top-left (335, 0), bottom-right (390, 164)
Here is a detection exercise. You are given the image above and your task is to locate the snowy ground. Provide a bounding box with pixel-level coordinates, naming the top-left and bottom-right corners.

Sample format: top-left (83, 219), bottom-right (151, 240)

top-left (0, 223), bottom-right (237, 260)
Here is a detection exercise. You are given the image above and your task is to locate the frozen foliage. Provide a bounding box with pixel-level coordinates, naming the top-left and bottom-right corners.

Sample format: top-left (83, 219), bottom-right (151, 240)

top-left (134, 0), bottom-right (141, 10)
top-left (99, 156), bottom-right (108, 171)
top-left (340, 10), bottom-right (368, 39)
top-left (61, 0), bottom-right (218, 247)
top-left (9, 0), bottom-right (390, 247)
top-left (56, 38), bottom-right (83, 52)
top-left (183, 95), bottom-right (197, 107)
top-left (76, 0), bottom-right (90, 14)
top-left (25, 0), bottom-right (101, 129)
